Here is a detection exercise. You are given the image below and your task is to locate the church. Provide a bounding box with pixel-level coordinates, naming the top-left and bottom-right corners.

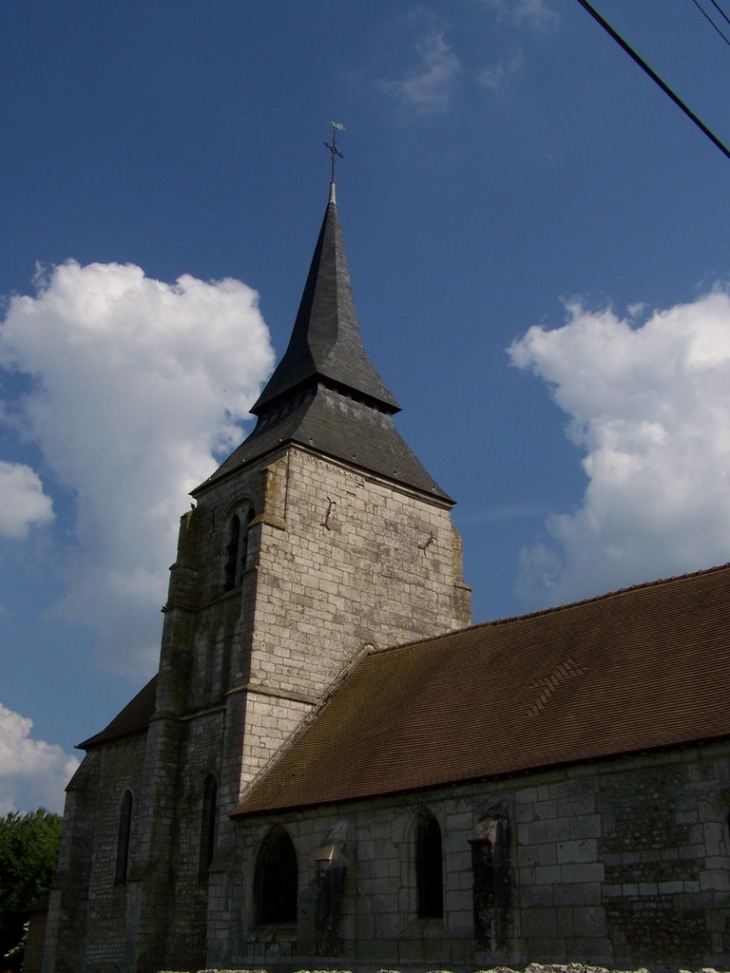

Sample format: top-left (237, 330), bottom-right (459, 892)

top-left (42, 176), bottom-right (730, 973)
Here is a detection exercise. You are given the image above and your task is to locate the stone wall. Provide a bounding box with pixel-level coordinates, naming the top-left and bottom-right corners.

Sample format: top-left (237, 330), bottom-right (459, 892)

top-left (45, 437), bottom-right (471, 973)
top-left (44, 733), bottom-right (148, 973)
top-left (227, 740), bottom-right (730, 973)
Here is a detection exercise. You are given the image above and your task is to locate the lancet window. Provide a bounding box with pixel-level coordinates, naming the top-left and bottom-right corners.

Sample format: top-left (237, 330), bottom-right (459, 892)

top-left (224, 506), bottom-right (255, 591)
top-left (415, 809), bottom-right (444, 918)
top-left (254, 826), bottom-right (298, 924)
top-left (115, 789), bottom-right (133, 885)
top-left (199, 773), bottom-right (218, 879)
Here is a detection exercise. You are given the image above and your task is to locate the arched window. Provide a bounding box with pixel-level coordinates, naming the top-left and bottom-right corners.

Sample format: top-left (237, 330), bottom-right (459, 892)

top-left (254, 826), bottom-right (298, 924)
top-left (224, 515), bottom-right (241, 591)
top-left (224, 508), bottom-right (255, 591)
top-left (415, 810), bottom-right (443, 918)
top-left (199, 774), bottom-right (218, 879)
top-left (240, 507), bottom-right (255, 572)
top-left (115, 789), bottom-right (133, 885)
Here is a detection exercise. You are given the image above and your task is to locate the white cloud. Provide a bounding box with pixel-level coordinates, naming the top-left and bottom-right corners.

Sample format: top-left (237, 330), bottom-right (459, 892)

top-left (0, 461), bottom-right (53, 537)
top-left (0, 261), bottom-right (274, 672)
top-left (378, 30), bottom-right (460, 113)
top-left (477, 0), bottom-right (555, 92)
top-left (509, 289), bottom-right (730, 606)
top-left (478, 51), bottom-right (525, 91)
top-left (0, 703), bottom-right (79, 813)
top-left (481, 0), bottom-right (557, 28)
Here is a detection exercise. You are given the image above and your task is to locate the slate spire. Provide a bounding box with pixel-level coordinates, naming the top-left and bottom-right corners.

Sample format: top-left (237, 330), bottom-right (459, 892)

top-left (198, 186), bottom-right (450, 501)
top-left (251, 186), bottom-right (400, 415)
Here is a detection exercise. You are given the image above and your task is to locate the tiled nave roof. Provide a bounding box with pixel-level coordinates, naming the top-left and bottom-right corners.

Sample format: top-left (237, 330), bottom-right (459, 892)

top-left (233, 562), bottom-right (730, 816)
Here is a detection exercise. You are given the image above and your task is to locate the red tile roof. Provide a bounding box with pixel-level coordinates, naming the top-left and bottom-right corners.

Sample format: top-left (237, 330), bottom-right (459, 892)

top-left (233, 563), bottom-right (730, 817)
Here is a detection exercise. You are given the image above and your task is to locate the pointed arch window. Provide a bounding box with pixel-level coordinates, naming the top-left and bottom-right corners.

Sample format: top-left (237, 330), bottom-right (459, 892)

top-left (240, 507), bottom-right (255, 573)
top-left (254, 826), bottom-right (298, 924)
top-left (415, 810), bottom-right (443, 918)
top-left (224, 508), bottom-right (255, 591)
top-left (224, 515), bottom-right (241, 591)
top-left (199, 773), bottom-right (218, 880)
top-left (115, 789), bottom-right (133, 885)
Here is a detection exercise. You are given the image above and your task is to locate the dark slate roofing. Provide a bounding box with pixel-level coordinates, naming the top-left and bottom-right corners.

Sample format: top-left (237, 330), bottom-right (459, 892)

top-left (78, 675), bottom-right (157, 750)
top-left (198, 383), bottom-right (450, 500)
top-left (194, 189), bottom-right (450, 501)
top-left (252, 191), bottom-right (399, 415)
top-left (233, 562), bottom-right (730, 817)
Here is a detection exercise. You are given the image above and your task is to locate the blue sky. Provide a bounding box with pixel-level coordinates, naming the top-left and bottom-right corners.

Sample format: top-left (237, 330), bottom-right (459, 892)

top-left (2, 0), bottom-right (730, 812)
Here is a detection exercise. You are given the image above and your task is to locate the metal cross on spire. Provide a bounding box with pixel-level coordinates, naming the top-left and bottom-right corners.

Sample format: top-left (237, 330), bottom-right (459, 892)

top-left (324, 121), bottom-right (345, 183)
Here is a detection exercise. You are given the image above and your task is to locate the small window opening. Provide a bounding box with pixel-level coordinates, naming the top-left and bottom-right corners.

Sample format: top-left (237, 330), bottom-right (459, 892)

top-left (254, 826), bottom-right (298, 924)
top-left (115, 789), bottom-right (133, 885)
top-left (240, 507), bottom-right (255, 573)
top-left (416, 810), bottom-right (443, 918)
top-left (224, 515), bottom-right (240, 591)
top-left (224, 508), bottom-right (255, 591)
top-left (199, 774), bottom-right (217, 879)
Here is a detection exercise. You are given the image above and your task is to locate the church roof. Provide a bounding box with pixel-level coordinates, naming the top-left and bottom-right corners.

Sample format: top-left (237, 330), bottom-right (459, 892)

top-left (201, 384), bottom-right (448, 499)
top-left (78, 675), bottom-right (157, 749)
top-left (195, 188), bottom-right (450, 502)
top-left (251, 188), bottom-right (399, 415)
top-left (233, 562), bottom-right (730, 817)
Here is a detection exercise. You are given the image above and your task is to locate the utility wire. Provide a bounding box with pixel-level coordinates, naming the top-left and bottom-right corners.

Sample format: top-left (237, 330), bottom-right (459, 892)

top-left (690, 0), bottom-right (730, 49)
top-left (575, 0), bottom-right (730, 164)
top-left (708, 0), bottom-right (730, 30)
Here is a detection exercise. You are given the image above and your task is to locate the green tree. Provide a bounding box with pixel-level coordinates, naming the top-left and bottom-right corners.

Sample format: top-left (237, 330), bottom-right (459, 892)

top-left (0, 809), bottom-right (61, 971)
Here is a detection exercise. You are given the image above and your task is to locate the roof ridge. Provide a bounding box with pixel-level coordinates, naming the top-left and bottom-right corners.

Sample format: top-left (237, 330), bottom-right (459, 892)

top-left (368, 560), bottom-right (730, 658)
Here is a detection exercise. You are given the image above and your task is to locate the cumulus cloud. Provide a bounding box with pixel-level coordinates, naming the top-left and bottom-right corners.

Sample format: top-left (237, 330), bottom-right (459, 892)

top-left (0, 260), bottom-right (274, 672)
top-left (509, 289), bottom-right (730, 606)
top-left (378, 30), bottom-right (460, 113)
top-left (0, 703), bottom-right (79, 813)
top-left (0, 461), bottom-right (53, 537)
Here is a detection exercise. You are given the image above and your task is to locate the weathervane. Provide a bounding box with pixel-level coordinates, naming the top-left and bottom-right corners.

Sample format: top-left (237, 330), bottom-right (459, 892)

top-left (324, 121), bottom-right (345, 182)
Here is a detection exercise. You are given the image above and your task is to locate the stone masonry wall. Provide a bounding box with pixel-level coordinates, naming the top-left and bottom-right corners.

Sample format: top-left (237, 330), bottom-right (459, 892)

top-left (50, 436), bottom-right (471, 973)
top-left (249, 446), bottom-right (470, 698)
top-left (231, 446), bottom-right (471, 798)
top-left (165, 710), bottom-right (227, 972)
top-left (190, 442), bottom-right (470, 970)
top-left (177, 443), bottom-right (471, 812)
top-left (181, 445), bottom-right (470, 715)
top-left (226, 740), bottom-right (730, 973)
top-left (53, 735), bottom-right (148, 973)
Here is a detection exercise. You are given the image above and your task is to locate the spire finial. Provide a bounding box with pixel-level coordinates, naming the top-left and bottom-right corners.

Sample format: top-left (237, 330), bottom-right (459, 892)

top-left (324, 122), bottom-right (345, 189)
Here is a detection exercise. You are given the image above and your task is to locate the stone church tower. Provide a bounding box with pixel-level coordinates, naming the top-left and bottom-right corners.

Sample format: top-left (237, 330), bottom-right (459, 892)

top-left (43, 181), bottom-right (470, 973)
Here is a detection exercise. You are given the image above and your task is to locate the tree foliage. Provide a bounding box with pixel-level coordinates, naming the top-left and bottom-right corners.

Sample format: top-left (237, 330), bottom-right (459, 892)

top-left (0, 808), bottom-right (61, 970)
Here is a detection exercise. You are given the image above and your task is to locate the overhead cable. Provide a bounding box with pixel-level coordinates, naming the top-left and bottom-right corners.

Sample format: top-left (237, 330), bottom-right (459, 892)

top-left (708, 0), bottom-right (730, 30)
top-left (690, 0), bottom-right (730, 49)
top-left (575, 0), bottom-right (730, 164)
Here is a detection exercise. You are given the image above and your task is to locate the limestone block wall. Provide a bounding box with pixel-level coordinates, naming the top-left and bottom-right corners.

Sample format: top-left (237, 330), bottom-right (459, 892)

top-left (182, 445), bottom-right (470, 712)
top-left (45, 735), bottom-right (148, 973)
top-left (138, 438), bottom-right (471, 970)
top-left (226, 740), bottom-right (730, 973)
top-left (247, 446), bottom-right (470, 702)
top-left (43, 755), bottom-right (98, 973)
top-left (181, 443), bottom-right (470, 804)
top-left (165, 710), bottom-right (226, 972)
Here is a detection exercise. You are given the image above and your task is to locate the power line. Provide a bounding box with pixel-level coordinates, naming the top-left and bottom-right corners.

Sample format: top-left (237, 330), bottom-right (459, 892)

top-left (575, 0), bottom-right (730, 164)
top-left (708, 0), bottom-right (730, 30)
top-left (690, 0), bottom-right (730, 49)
